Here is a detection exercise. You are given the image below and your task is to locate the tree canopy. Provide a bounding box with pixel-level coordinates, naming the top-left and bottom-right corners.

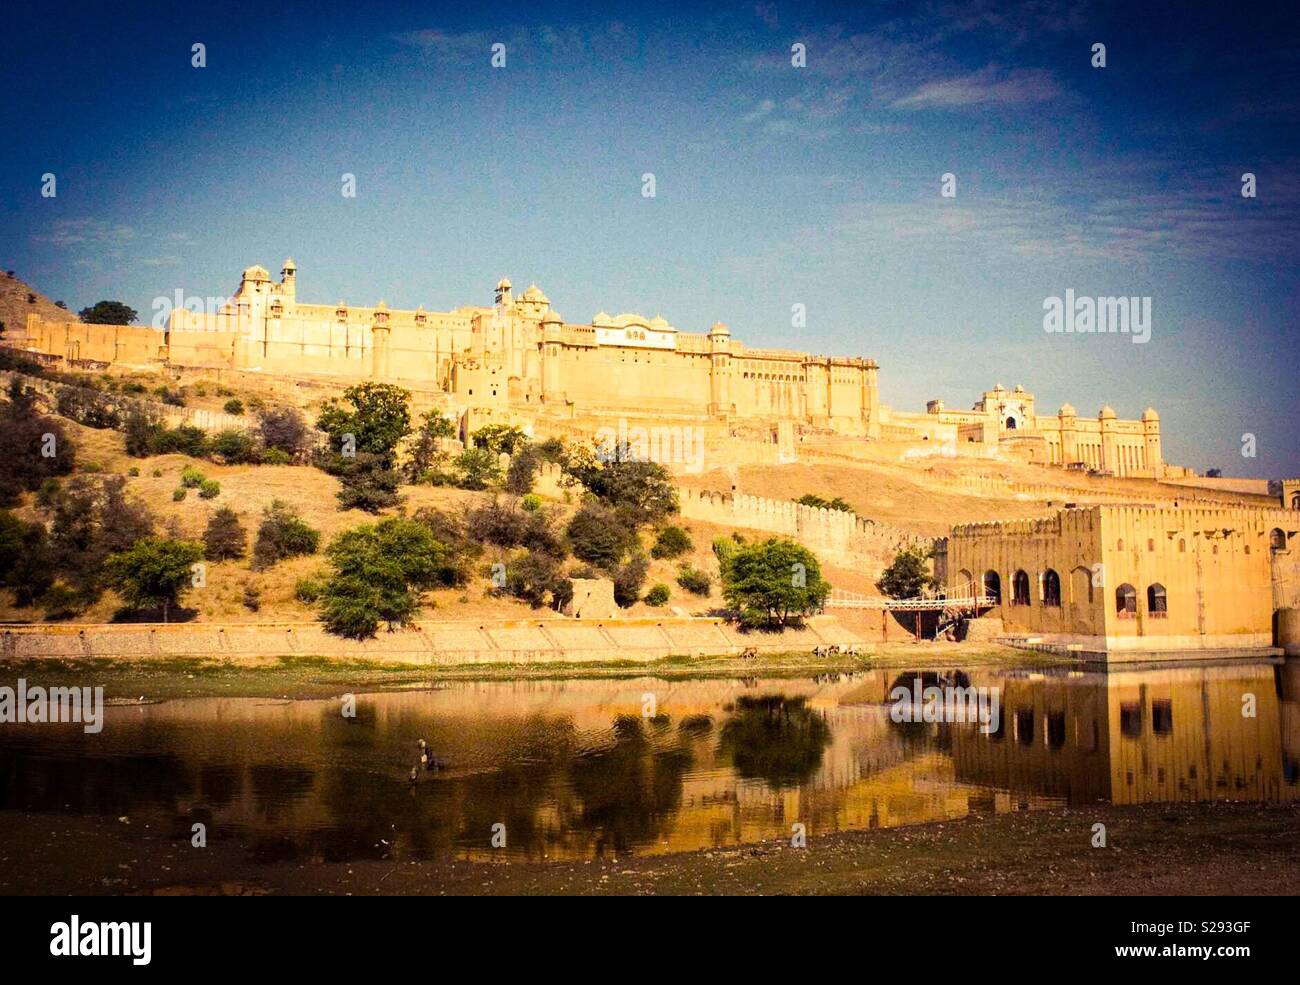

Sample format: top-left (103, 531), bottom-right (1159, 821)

top-left (315, 382), bottom-right (412, 464)
top-left (721, 538), bottom-right (830, 628)
top-left (102, 537), bottom-right (204, 622)
top-left (78, 300), bottom-right (138, 325)
top-left (318, 517), bottom-right (446, 638)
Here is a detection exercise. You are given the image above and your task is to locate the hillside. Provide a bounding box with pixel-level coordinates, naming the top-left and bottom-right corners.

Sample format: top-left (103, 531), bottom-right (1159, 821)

top-left (0, 269), bottom-right (77, 339)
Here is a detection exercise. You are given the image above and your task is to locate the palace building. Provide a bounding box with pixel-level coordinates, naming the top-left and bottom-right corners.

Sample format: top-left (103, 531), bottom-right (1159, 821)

top-left (941, 504), bottom-right (1300, 659)
top-left (17, 260), bottom-right (1175, 474)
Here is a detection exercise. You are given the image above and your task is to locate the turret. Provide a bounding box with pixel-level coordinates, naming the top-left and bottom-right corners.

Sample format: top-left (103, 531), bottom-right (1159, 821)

top-left (1099, 405), bottom-right (1117, 472)
top-left (1141, 407), bottom-right (1162, 474)
top-left (708, 322), bottom-right (731, 418)
top-left (280, 258), bottom-right (296, 301)
top-left (1058, 403), bottom-right (1078, 464)
top-left (371, 300), bottom-right (390, 379)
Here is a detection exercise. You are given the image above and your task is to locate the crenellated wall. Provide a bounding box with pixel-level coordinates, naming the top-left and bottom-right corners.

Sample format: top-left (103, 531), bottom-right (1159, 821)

top-left (679, 487), bottom-right (929, 561)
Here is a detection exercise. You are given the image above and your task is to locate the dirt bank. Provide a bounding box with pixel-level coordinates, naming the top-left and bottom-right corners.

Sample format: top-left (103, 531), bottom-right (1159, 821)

top-left (2, 801), bottom-right (1293, 896)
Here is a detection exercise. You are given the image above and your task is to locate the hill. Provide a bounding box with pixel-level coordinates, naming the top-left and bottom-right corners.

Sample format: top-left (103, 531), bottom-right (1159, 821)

top-left (0, 268), bottom-right (77, 340)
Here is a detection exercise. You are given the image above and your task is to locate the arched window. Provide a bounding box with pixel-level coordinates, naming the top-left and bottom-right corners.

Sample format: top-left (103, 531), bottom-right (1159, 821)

top-left (983, 570), bottom-right (1001, 604)
top-left (1012, 570), bottom-right (1030, 605)
top-left (1292, 492), bottom-right (1300, 509)
top-left (1116, 583), bottom-right (1137, 618)
top-left (1147, 583), bottom-right (1167, 618)
top-left (1005, 417), bottom-right (1017, 430)
top-left (1042, 569), bottom-right (1061, 606)
top-left (1271, 528), bottom-right (1287, 552)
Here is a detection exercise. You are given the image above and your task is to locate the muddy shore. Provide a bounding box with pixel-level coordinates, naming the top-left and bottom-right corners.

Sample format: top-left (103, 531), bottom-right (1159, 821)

top-left (2, 801), bottom-right (1294, 896)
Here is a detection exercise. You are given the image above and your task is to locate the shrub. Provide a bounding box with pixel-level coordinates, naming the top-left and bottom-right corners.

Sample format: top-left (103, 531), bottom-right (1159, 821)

top-left (180, 466), bottom-right (205, 488)
top-left (151, 425), bottom-right (208, 457)
top-left (223, 398), bottom-right (244, 415)
top-left (795, 493), bottom-right (853, 512)
top-left (38, 583), bottom-right (83, 619)
top-left (645, 583), bottom-right (670, 606)
top-left (46, 475), bottom-right (154, 601)
top-left (294, 576), bottom-right (324, 604)
top-left (650, 525), bottom-right (692, 559)
top-left (151, 468), bottom-right (162, 478)
top-left (503, 549), bottom-right (569, 609)
top-left (504, 443), bottom-right (541, 495)
top-left (676, 565), bottom-right (712, 596)
top-left (260, 447), bottom-right (291, 465)
top-left (127, 466), bottom-right (139, 477)
top-left (404, 411), bottom-right (457, 483)
top-left (521, 493), bottom-right (541, 512)
top-left (613, 554), bottom-right (649, 607)
top-left (252, 501), bottom-right (320, 570)
top-left (327, 452), bottom-right (402, 512)
top-left (210, 429), bottom-right (257, 465)
top-left (0, 381), bottom-right (75, 504)
top-left (173, 488), bottom-right (187, 501)
top-left (257, 406), bottom-right (309, 459)
top-left (471, 424), bottom-right (528, 456)
top-left (203, 507), bottom-right (246, 561)
top-left (567, 501), bottom-right (635, 569)
top-left (453, 447), bottom-right (502, 490)
top-left (57, 386), bottom-right (121, 429)
top-left (155, 386), bottom-right (186, 407)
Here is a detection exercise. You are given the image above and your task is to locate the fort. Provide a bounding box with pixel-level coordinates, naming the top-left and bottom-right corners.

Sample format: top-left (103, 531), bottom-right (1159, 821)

top-left (16, 261), bottom-right (1179, 477)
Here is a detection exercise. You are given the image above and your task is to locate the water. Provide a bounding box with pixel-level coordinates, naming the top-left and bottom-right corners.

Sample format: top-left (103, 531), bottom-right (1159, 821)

top-left (2, 661), bottom-right (1296, 863)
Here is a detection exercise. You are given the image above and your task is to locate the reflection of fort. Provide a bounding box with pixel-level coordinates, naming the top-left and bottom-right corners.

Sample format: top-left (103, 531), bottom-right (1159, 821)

top-left (948, 663), bottom-right (1299, 805)
top-left (1, 665), bottom-right (1295, 866)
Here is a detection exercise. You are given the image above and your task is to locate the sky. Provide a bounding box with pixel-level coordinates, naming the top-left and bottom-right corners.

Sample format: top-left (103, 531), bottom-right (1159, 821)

top-left (1, 0), bottom-right (1297, 477)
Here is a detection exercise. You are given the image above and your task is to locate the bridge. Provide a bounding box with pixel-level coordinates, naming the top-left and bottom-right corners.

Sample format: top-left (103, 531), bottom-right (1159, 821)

top-left (825, 581), bottom-right (997, 613)
top-left (824, 581), bottom-right (998, 640)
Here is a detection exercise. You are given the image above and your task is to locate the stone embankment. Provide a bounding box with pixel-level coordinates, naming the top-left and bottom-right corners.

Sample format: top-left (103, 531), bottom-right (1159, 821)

top-left (1, 615), bottom-right (871, 666)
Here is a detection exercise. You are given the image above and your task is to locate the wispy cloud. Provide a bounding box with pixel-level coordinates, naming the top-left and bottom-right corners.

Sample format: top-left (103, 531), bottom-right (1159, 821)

top-left (891, 66), bottom-right (1059, 109)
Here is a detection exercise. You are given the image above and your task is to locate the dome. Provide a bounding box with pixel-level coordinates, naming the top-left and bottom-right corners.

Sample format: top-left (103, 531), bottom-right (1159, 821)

top-left (1013, 384), bottom-right (1024, 393)
top-left (282, 257), bottom-right (296, 270)
top-left (522, 283), bottom-right (549, 304)
top-left (242, 264), bottom-right (271, 281)
top-left (1099, 405), bottom-right (1116, 419)
top-left (495, 276), bottom-right (512, 291)
top-left (649, 315), bottom-right (669, 329)
top-left (1141, 407), bottom-right (1159, 422)
top-left (592, 311), bottom-right (612, 326)
top-left (541, 310), bottom-right (562, 325)
top-left (709, 321), bottom-right (730, 335)
top-left (1058, 402), bottom-right (1076, 416)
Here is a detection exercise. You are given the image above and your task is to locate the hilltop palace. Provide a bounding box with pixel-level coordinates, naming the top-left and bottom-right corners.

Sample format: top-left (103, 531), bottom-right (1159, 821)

top-left (19, 259), bottom-right (1173, 478)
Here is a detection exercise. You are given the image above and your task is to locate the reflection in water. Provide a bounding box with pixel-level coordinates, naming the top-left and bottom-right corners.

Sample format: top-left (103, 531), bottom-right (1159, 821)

top-left (0, 661), bottom-right (1296, 863)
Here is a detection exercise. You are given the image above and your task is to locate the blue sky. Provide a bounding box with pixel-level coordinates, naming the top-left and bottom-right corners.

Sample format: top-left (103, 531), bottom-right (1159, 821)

top-left (1, 0), bottom-right (1297, 476)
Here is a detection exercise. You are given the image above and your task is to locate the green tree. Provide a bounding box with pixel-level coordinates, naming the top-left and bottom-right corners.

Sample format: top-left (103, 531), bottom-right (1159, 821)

top-left (203, 507), bottom-right (247, 560)
top-left (404, 411), bottom-right (457, 483)
top-left (876, 547), bottom-right (937, 599)
top-left (504, 442), bottom-right (541, 495)
top-left (315, 382), bottom-right (412, 465)
top-left (453, 446), bottom-right (502, 490)
top-left (78, 300), bottom-right (138, 325)
top-left (318, 517), bottom-right (446, 638)
top-left (563, 448), bottom-right (678, 521)
top-left (103, 537), bottom-right (204, 622)
top-left (252, 500), bottom-right (320, 569)
top-left (471, 424), bottom-right (528, 456)
top-left (650, 524), bottom-right (692, 559)
top-left (721, 538), bottom-right (830, 628)
top-left (567, 500), bottom-right (636, 569)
